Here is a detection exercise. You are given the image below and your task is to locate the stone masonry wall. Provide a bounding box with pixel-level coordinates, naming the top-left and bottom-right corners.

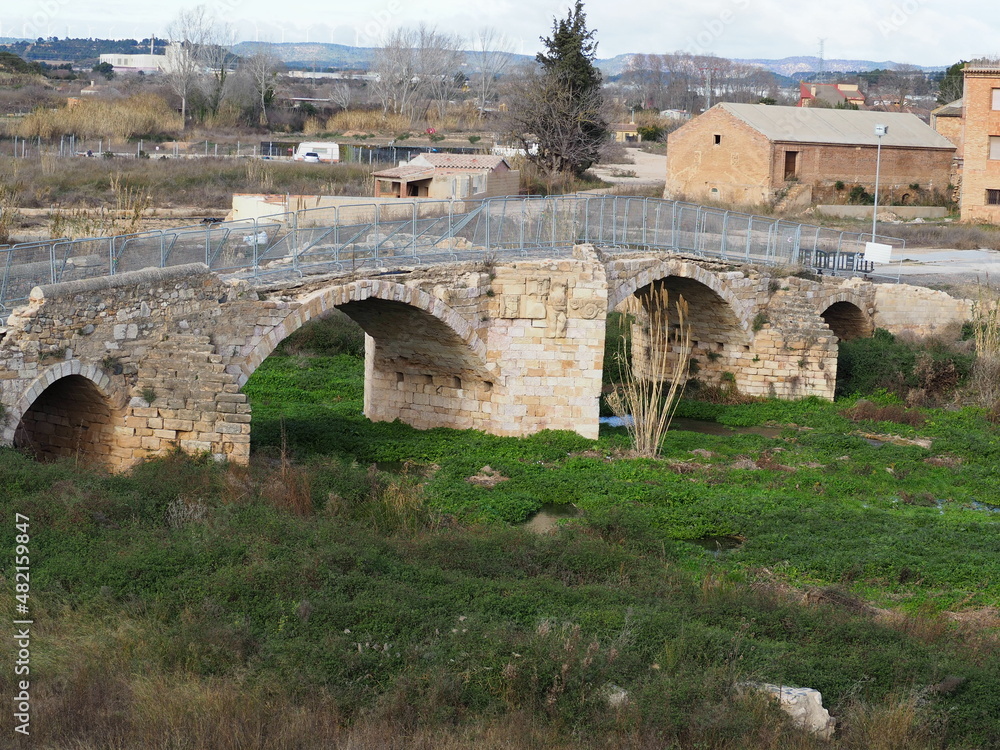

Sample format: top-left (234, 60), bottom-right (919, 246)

top-left (0, 264), bottom-right (257, 470)
top-left (665, 107), bottom-right (774, 204)
top-left (0, 251), bottom-right (976, 472)
top-left (873, 284), bottom-right (972, 337)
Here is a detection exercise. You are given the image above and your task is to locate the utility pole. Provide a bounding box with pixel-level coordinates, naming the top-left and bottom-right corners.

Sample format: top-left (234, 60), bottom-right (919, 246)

top-left (872, 124), bottom-right (887, 242)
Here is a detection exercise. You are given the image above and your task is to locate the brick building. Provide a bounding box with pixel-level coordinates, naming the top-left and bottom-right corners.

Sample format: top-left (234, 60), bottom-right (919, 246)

top-left (665, 103), bottom-right (956, 207)
top-left (373, 154), bottom-right (519, 200)
top-left (958, 64), bottom-right (1000, 222)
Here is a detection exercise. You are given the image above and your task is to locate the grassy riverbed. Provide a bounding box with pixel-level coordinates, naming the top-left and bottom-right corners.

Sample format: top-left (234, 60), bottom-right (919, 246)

top-left (3, 323), bottom-right (1000, 748)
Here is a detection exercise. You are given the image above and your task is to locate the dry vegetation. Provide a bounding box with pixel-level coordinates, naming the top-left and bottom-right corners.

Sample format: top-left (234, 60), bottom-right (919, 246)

top-left (607, 285), bottom-right (692, 456)
top-left (15, 94), bottom-right (182, 141)
top-left (0, 155), bottom-right (374, 212)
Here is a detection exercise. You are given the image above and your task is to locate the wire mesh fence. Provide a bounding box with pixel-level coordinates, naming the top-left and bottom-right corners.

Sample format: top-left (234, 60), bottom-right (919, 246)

top-left (0, 195), bottom-right (904, 317)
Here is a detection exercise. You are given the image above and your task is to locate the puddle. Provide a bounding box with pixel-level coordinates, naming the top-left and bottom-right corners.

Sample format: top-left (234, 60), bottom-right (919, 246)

top-left (600, 415), bottom-right (782, 439)
top-left (686, 535), bottom-right (744, 558)
top-left (671, 418), bottom-right (782, 439)
top-left (522, 503), bottom-right (582, 534)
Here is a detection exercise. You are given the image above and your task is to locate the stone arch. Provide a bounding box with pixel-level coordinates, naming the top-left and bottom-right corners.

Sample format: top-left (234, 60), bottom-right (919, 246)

top-left (608, 259), bottom-right (753, 334)
top-left (233, 279), bottom-right (492, 387)
top-left (817, 292), bottom-right (874, 341)
top-left (7, 361), bottom-right (127, 467)
top-left (610, 260), bottom-right (754, 387)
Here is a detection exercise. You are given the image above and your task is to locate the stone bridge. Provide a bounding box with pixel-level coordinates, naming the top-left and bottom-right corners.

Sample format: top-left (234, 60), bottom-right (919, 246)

top-left (0, 246), bottom-right (971, 471)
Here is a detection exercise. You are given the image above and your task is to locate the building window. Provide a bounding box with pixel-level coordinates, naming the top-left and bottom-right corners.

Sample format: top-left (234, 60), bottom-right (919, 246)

top-left (713, 134), bottom-right (722, 145)
top-left (991, 136), bottom-right (1000, 160)
top-left (988, 189), bottom-right (1000, 206)
top-left (993, 88), bottom-right (1000, 110)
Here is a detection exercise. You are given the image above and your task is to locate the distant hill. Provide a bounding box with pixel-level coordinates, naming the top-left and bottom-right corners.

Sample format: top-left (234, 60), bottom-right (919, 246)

top-left (0, 38), bottom-right (949, 79)
top-left (231, 41), bottom-right (377, 70)
top-left (596, 54), bottom-right (948, 79)
top-left (232, 41), bottom-right (533, 74)
top-left (734, 56), bottom-right (947, 76)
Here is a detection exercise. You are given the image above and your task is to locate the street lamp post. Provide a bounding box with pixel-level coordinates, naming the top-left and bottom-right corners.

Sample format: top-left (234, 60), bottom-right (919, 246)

top-left (872, 124), bottom-right (887, 243)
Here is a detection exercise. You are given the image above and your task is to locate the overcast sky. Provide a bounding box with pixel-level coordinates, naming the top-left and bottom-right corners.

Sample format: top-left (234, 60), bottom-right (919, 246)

top-left (3, 0), bottom-right (997, 65)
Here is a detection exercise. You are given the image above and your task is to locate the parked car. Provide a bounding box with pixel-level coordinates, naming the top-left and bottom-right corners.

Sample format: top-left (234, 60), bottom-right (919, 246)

top-left (302, 152), bottom-right (321, 163)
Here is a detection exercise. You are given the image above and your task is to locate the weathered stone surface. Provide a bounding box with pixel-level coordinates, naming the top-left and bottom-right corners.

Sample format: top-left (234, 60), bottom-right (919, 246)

top-left (741, 683), bottom-right (836, 740)
top-left (0, 250), bottom-right (973, 472)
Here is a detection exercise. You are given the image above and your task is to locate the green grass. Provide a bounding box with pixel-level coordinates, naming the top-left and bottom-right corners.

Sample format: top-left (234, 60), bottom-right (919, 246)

top-left (5, 319), bottom-right (1000, 746)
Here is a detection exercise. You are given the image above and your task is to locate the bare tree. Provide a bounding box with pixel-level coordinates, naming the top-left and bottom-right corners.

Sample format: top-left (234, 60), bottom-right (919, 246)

top-left (371, 25), bottom-right (464, 122)
top-left (165, 5), bottom-right (218, 127)
top-left (197, 21), bottom-right (236, 118)
top-left (240, 47), bottom-right (282, 125)
top-left (500, 64), bottom-right (608, 181)
top-left (471, 27), bottom-right (514, 112)
top-left (371, 28), bottom-right (420, 117)
top-left (415, 25), bottom-right (465, 120)
top-left (329, 79), bottom-right (354, 110)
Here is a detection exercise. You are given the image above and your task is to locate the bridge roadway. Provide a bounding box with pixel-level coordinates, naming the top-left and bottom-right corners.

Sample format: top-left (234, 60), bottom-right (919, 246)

top-left (0, 197), bottom-right (971, 471)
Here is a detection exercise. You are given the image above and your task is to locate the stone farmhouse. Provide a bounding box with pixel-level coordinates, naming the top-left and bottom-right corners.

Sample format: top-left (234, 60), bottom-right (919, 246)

top-left (373, 154), bottom-right (519, 200)
top-left (665, 103), bottom-right (956, 208)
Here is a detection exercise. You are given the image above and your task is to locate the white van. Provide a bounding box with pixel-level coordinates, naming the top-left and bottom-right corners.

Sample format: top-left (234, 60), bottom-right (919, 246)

top-left (293, 142), bottom-right (340, 163)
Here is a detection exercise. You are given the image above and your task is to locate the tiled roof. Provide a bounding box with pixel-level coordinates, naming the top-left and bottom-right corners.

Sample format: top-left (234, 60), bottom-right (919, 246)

top-left (372, 165), bottom-right (434, 179)
top-left (415, 153), bottom-right (508, 170)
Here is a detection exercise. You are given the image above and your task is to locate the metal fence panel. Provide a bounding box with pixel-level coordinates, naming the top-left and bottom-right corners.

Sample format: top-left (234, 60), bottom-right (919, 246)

top-left (0, 196), bottom-right (907, 319)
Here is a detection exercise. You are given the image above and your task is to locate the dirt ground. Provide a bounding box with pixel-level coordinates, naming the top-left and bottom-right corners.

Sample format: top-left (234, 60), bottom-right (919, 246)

top-left (589, 148), bottom-right (666, 188)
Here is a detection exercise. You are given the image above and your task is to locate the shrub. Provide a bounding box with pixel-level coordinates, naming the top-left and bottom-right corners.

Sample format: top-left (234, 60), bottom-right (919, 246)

top-left (848, 185), bottom-right (874, 205)
top-left (836, 328), bottom-right (972, 400)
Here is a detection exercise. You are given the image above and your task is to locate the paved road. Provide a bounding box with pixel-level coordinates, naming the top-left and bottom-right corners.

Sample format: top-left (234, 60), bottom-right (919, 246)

top-left (876, 247), bottom-right (1000, 289)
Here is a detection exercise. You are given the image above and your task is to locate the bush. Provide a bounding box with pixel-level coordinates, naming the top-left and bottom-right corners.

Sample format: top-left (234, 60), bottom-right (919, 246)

top-left (848, 185), bottom-right (874, 205)
top-left (836, 328), bottom-right (972, 400)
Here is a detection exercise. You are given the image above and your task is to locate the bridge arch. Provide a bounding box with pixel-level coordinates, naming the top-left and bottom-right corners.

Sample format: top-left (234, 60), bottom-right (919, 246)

top-left (234, 279), bottom-right (492, 387)
top-left (608, 259), bottom-right (755, 386)
top-left (7, 361), bottom-right (128, 467)
top-left (816, 291), bottom-right (874, 341)
top-left (608, 259), bottom-right (754, 334)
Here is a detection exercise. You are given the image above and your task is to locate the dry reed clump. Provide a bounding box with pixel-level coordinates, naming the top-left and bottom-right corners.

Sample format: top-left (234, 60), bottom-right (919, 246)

top-left (0, 181), bottom-right (22, 245)
top-left (302, 116), bottom-right (325, 135)
top-left (49, 171), bottom-right (152, 239)
top-left (836, 693), bottom-right (940, 750)
top-left (607, 286), bottom-right (692, 457)
top-left (970, 285), bottom-right (1000, 409)
top-left (243, 157), bottom-right (274, 192)
top-left (18, 93), bottom-right (182, 141)
top-left (325, 109), bottom-right (410, 133)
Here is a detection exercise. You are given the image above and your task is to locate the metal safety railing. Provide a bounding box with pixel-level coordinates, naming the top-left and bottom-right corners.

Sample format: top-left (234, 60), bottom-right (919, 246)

top-left (0, 195), bottom-right (904, 317)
